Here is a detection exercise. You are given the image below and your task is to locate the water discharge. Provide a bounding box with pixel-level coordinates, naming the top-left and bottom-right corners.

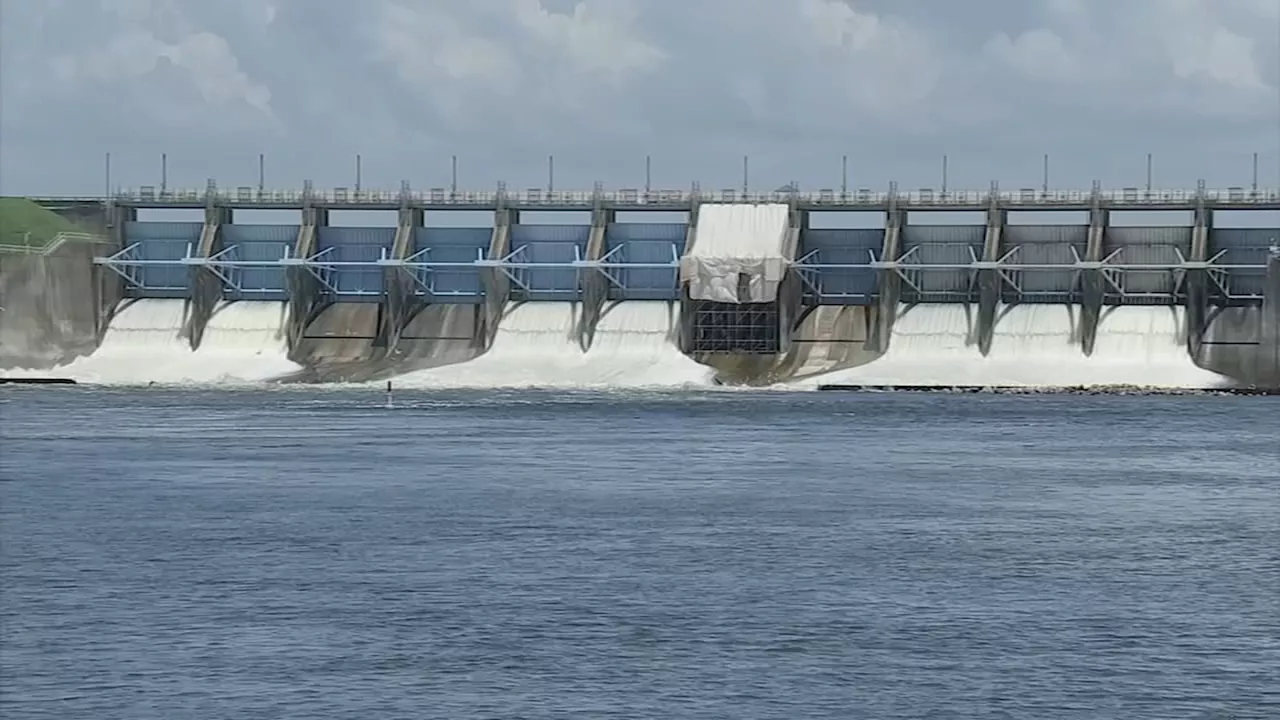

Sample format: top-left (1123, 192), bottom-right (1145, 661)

top-left (388, 301), bottom-right (713, 389)
top-left (1089, 306), bottom-right (1225, 387)
top-left (194, 301), bottom-right (298, 381)
top-left (581, 302), bottom-right (714, 387)
top-left (8, 299), bottom-right (299, 385)
top-left (1, 297), bottom-right (1229, 390)
top-left (809, 304), bottom-right (1228, 389)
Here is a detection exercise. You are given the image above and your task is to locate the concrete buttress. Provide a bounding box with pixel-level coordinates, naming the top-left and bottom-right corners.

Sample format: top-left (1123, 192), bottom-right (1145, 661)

top-left (1263, 249), bottom-right (1280, 383)
top-left (976, 198), bottom-right (1006, 355)
top-left (480, 208), bottom-right (515, 351)
top-left (776, 204), bottom-right (806, 355)
top-left (1080, 191), bottom-right (1108, 355)
top-left (94, 204), bottom-right (133, 341)
top-left (186, 204), bottom-right (232, 350)
top-left (285, 206), bottom-right (326, 353)
top-left (379, 206), bottom-right (422, 354)
top-left (1185, 199), bottom-right (1212, 355)
top-left (579, 203), bottom-right (613, 351)
top-left (872, 196), bottom-right (906, 353)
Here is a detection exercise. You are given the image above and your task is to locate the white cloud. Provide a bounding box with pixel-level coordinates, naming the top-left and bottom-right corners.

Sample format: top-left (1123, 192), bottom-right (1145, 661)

top-left (1, 0), bottom-right (1276, 195)
top-left (1165, 24), bottom-right (1268, 91)
top-left (796, 0), bottom-right (940, 114)
top-left (371, 0), bottom-right (664, 129)
top-left (985, 0), bottom-right (1278, 113)
top-left (983, 29), bottom-right (1079, 82)
top-left (375, 2), bottom-right (520, 86)
top-left (511, 0), bottom-right (665, 82)
top-left (36, 0), bottom-right (276, 129)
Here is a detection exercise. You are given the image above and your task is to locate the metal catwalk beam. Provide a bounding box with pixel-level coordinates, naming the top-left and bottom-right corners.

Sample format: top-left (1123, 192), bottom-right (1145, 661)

top-left (44, 183), bottom-right (1280, 213)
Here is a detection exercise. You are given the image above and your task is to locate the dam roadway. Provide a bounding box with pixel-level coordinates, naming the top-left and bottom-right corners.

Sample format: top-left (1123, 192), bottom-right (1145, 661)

top-left (7, 181), bottom-right (1280, 388)
top-left (31, 182), bottom-right (1280, 213)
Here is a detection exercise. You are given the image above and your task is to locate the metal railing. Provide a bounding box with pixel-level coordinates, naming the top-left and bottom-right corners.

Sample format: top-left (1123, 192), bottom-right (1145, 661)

top-left (28, 185), bottom-right (1280, 207)
top-left (0, 232), bottom-right (109, 255)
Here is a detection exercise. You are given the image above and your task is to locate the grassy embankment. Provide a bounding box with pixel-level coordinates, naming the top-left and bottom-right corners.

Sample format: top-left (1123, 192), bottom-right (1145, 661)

top-left (0, 197), bottom-right (90, 251)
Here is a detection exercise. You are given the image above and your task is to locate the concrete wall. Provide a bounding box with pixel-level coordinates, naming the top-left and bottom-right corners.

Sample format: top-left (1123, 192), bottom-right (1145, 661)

top-left (1195, 306), bottom-right (1279, 388)
top-left (391, 304), bottom-right (484, 369)
top-left (0, 242), bottom-right (115, 369)
top-left (285, 301), bottom-right (485, 382)
top-left (287, 302), bottom-right (383, 381)
top-left (701, 304), bottom-right (881, 385)
top-left (778, 305), bottom-right (880, 380)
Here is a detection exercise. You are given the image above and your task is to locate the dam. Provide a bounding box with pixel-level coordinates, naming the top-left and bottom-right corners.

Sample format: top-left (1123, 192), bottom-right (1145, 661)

top-left (2, 180), bottom-right (1279, 389)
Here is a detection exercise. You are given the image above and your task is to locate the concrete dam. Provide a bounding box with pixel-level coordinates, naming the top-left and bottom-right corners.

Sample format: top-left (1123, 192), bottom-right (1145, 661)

top-left (2, 182), bottom-right (1278, 390)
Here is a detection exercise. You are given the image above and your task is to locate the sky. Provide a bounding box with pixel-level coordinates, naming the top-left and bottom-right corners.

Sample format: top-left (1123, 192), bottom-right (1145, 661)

top-left (1, 0), bottom-right (1278, 198)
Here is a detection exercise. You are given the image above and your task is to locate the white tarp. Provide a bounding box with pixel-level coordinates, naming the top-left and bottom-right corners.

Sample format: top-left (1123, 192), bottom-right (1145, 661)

top-left (680, 203), bottom-right (791, 303)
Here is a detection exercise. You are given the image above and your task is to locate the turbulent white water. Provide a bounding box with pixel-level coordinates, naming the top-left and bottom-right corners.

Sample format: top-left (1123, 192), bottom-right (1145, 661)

top-left (194, 301), bottom-right (298, 380)
top-left (580, 302), bottom-right (713, 386)
top-left (808, 304), bottom-right (1228, 389)
top-left (684, 203), bottom-right (790, 304)
top-left (11, 299), bottom-right (299, 385)
top-left (1089, 306), bottom-right (1226, 387)
top-left (388, 301), bottom-right (713, 389)
top-left (4, 296), bottom-right (1228, 390)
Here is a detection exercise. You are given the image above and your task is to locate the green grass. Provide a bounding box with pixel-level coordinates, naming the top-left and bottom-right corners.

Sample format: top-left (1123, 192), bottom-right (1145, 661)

top-left (0, 197), bottom-right (89, 250)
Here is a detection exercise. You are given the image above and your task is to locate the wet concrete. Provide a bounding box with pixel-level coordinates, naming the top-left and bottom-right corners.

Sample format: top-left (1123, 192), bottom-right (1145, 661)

top-left (699, 305), bottom-right (881, 386)
top-left (0, 242), bottom-right (115, 370)
top-left (281, 302), bottom-right (485, 383)
top-left (1195, 306), bottom-right (1279, 388)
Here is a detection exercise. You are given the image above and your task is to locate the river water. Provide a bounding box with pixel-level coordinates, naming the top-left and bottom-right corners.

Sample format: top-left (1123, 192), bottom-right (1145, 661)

top-left (2, 387), bottom-right (1278, 719)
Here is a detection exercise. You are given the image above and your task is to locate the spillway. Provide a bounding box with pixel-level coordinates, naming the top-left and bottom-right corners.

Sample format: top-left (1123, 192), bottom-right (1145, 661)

top-left (193, 301), bottom-right (298, 381)
top-left (805, 304), bottom-right (1229, 389)
top-left (1091, 306), bottom-right (1226, 387)
top-left (390, 302), bottom-right (582, 388)
top-left (8, 299), bottom-right (300, 385)
top-left (580, 302), bottom-right (713, 386)
top-left (387, 301), bottom-right (713, 389)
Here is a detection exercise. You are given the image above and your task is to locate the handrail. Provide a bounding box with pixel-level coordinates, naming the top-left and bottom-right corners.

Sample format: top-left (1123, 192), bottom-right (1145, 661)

top-left (23, 186), bottom-right (1280, 207)
top-left (0, 231), bottom-right (109, 255)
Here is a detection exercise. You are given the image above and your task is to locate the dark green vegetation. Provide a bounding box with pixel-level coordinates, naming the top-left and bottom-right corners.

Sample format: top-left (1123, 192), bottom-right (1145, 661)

top-left (0, 198), bottom-right (91, 251)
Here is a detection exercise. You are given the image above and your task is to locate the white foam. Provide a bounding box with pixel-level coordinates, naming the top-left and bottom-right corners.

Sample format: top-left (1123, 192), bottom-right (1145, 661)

top-left (989, 304), bottom-right (1080, 359)
top-left (5, 299), bottom-right (300, 386)
top-left (682, 203), bottom-right (790, 303)
top-left (806, 304), bottom-right (1229, 389)
top-left (1089, 306), bottom-right (1225, 387)
top-left (579, 302), bottom-right (714, 387)
top-left (686, 203), bottom-right (789, 259)
top-left (388, 301), bottom-right (714, 389)
top-left (194, 301), bottom-right (299, 381)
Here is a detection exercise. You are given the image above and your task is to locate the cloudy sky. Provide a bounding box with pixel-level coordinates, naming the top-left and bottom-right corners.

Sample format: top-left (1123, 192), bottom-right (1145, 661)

top-left (1, 0), bottom-right (1278, 197)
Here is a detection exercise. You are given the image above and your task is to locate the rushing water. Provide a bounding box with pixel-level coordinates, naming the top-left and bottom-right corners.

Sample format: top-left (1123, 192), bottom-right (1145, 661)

top-left (2, 387), bottom-right (1278, 719)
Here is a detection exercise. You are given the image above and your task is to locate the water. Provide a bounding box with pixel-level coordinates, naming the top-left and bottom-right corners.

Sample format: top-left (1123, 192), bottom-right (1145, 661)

top-left (2, 298), bottom-right (1231, 390)
top-left (200, 301), bottom-right (291, 360)
top-left (15, 300), bottom-right (300, 386)
top-left (821, 305), bottom-right (1228, 388)
top-left (685, 203), bottom-right (790, 304)
top-left (3, 386), bottom-right (1278, 719)
top-left (687, 203), bottom-right (789, 258)
top-left (393, 302), bottom-right (712, 389)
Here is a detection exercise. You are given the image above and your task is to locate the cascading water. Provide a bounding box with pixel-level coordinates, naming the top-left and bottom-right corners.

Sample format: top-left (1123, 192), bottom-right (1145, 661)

top-left (10, 300), bottom-right (299, 385)
top-left (387, 301), bottom-right (713, 389)
top-left (808, 304), bottom-right (1228, 389)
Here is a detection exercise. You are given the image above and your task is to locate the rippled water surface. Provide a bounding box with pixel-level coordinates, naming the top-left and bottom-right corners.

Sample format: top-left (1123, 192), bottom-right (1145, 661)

top-left (2, 387), bottom-right (1278, 719)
